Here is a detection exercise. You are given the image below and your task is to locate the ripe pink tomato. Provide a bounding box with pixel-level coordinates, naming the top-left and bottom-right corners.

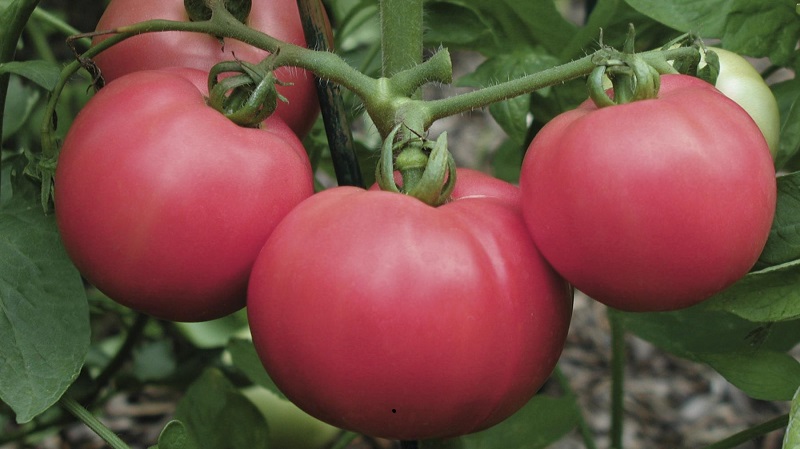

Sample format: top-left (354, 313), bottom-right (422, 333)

top-left (520, 74), bottom-right (776, 312)
top-left (247, 169), bottom-right (573, 440)
top-left (55, 68), bottom-right (314, 322)
top-left (92, 0), bottom-right (322, 137)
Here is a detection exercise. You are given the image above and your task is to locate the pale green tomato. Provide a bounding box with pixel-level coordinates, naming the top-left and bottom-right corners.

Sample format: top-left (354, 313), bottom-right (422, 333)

top-left (704, 47), bottom-right (781, 158)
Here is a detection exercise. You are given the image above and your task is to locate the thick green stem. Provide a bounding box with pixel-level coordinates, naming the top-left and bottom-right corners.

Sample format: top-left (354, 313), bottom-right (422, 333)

top-left (59, 396), bottom-right (132, 449)
top-left (297, 0), bottom-right (363, 187)
top-left (699, 414), bottom-right (789, 449)
top-left (380, 0), bottom-right (423, 78)
top-left (608, 310), bottom-right (626, 449)
top-left (1, 0), bottom-right (41, 200)
top-left (424, 53), bottom-right (596, 125)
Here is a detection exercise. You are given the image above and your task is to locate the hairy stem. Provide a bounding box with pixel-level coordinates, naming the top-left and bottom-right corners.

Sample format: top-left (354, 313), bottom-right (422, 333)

top-left (699, 415), bottom-right (789, 449)
top-left (608, 310), bottom-right (626, 449)
top-left (1, 0), bottom-right (41, 200)
top-left (59, 396), bottom-right (132, 449)
top-left (380, 0), bottom-right (423, 79)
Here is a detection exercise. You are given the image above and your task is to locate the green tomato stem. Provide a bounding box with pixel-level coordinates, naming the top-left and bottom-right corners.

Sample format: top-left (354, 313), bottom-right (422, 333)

top-left (608, 310), bottom-right (626, 449)
top-left (59, 396), bottom-right (132, 449)
top-left (1, 0), bottom-right (40, 201)
top-left (379, 0), bottom-right (423, 80)
top-left (424, 53), bottom-right (597, 125)
top-left (297, 0), bottom-right (364, 187)
top-left (698, 414), bottom-right (789, 449)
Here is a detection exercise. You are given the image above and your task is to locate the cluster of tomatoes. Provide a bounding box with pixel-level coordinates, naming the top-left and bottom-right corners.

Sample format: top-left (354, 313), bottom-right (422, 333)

top-left (54, 0), bottom-right (777, 441)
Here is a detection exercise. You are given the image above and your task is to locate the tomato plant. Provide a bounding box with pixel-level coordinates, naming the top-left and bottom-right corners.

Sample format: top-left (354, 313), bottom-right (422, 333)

top-left (247, 169), bottom-right (573, 440)
top-left (91, 0), bottom-right (322, 137)
top-left (3, 1), bottom-right (800, 449)
top-left (54, 67), bottom-right (314, 322)
top-left (520, 74), bottom-right (776, 312)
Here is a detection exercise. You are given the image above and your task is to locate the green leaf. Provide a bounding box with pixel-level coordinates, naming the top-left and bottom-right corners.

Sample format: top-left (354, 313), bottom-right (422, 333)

top-left (133, 340), bottom-right (177, 382)
top-left (491, 138), bottom-right (523, 184)
top-left (754, 173), bottom-right (800, 266)
top-left (702, 351), bottom-right (800, 401)
top-left (424, 0), bottom-right (575, 55)
top-left (174, 368), bottom-right (269, 449)
top-left (704, 260), bottom-right (800, 323)
top-left (0, 187), bottom-right (90, 423)
top-left (625, 0), bottom-right (799, 65)
top-left (423, 1), bottom-right (498, 51)
top-left (452, 394), bottom-right (581, 449)
top-left (227, 338), bottom-right (287, 399)
top-left (616, 306), bottom-right (800, 401)
top-left (500, 1), bottom-right (577, 57)
top-left (614, 307), bottom-right (800, 360)
top-left (786, 386), bottom-right (800, 449)
top-left (562, 0), bottom-right (675, 59)
top-left (773, 79), bottom-right (800, 170)
top-left (623, 0), bottom-right (730, 36)
top-left (153, 420), bottom-right (196, 449)
top-left (2, 75), bottom-right (39, 141)
top-left (0, 60), bottom-right (61, 91)
top-left (722, 0), bottom-right (800, 66)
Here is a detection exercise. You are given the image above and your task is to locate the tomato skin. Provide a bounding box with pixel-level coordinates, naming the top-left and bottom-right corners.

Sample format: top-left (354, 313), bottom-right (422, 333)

top-left (55, 68), bottom-right (314, 322)
top-left (520, 74), bottom-right (776, 312)
top-left (93, 0), bottom-right (322, 137)
top-left (708, 48), bottom-right (781, 158)
top-left (247, 169), bottom-right (573, 440)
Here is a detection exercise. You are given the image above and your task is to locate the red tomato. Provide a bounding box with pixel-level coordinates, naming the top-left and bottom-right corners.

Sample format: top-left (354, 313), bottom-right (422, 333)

top-left (92, 0), bottom-right (322, 137)
top-left (520, 74), bottom-right (776, 312)
top-left (247, 169), bottom-right (573, 440)
top-left (55, 68), bottom-right (314, 322)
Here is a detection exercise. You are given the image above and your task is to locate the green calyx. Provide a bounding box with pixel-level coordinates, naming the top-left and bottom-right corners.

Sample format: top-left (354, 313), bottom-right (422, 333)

top-left (376, 124), bottom-right (457, 207)
top-left (207, 58), bottom-right (288, 127)
top-left (587, 25), bottom-right (661, 108)
top-left (184, 0), bottom-right (251, 24)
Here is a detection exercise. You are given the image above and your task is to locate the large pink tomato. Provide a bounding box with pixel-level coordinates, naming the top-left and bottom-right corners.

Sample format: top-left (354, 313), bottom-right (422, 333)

top-left (92, 0), bottom-right (322, 137)
top-left (520, 74), bottom-right (776, 312)
top-left (247, 169), bottom-right (573, 440)
top-left (55, 68), bottom-right (314, 322)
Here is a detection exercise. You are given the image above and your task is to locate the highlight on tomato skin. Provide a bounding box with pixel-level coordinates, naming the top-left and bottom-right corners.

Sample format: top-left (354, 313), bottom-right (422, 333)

top-left (54, 68), bottom-right (315, 322)
top-left (91, 0), bottom-right (324, 137)
top-left (519, 74), bottom-right (777, 313)
top-left (247, 169), bottom-right (574, 440)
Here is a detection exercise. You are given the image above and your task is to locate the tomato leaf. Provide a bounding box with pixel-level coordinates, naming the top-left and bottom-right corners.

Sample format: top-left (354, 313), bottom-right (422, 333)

top-left (151, 420), bottom-right (196, 449)
top-left (446, 394), bottom-right (581, 449)
top-left (0, 60), bottom-right (61, 91)
top-left (758, 176), bottom-right (800, 236)
top-left (423, 1), bottom-right (499, 52)
top-left (0, 184), bottom-right (89, 423)
top-left (721, 0), bottom-right (800, 66)
top-left (701, 351), bottom-right (800, 401)
top-left (786, 386), bottom-right (800, 449)
top-left (625, 0), bottom-right (799, 65)
top-left (773, 79), bottom-right (800, 170)
top-left (615, 307), bottom-right (800, 401)
top-left (614, 308), bottom-right (800, 359)
top-left (623, 0), bottom-right (730, 36)
top-left (704, 260), bottom-right (800, 323)
top-left (423, 0), bottom-right (575, 55)
top-left (174, 368), bottom-right (269, 449)
top-left (227, 338), bottom-right (287, 399)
